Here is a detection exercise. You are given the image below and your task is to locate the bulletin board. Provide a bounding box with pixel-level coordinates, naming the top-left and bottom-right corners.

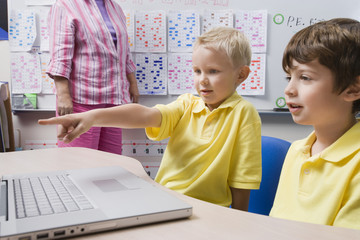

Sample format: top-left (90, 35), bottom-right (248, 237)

top-left (7, 0), bottom-right (360, 111)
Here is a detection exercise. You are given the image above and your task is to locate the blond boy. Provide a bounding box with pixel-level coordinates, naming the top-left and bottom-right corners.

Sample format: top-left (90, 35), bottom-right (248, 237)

top-left (40, 27), bottom-right (262, 210)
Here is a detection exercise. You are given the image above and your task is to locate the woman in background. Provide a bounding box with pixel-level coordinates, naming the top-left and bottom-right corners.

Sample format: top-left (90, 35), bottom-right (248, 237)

top-left (47, 0), bottom-right (139, 154)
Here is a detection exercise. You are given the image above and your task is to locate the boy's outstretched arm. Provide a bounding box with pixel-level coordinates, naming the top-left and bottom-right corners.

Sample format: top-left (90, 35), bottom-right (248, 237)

top-left (38, 104), bottom-right (162, 143)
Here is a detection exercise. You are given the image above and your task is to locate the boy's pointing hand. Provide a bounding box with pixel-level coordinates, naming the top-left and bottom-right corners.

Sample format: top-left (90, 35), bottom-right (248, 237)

top-left (38, 113), bottom-right (91, 143)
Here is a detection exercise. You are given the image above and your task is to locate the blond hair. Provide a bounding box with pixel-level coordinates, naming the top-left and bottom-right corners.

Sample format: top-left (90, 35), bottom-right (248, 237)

top-left (194, 27), bottom-right (252, 67)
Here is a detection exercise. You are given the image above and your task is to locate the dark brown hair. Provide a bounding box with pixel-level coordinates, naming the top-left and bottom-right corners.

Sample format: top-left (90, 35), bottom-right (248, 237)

top-left (283, 18), bottom-right (360, 113)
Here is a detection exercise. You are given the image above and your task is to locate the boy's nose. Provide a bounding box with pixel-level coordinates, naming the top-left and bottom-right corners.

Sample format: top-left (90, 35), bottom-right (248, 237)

top-left (199, 74), bottom-right (209, 85)
top-left (284, 79), bottom-right (296, 96)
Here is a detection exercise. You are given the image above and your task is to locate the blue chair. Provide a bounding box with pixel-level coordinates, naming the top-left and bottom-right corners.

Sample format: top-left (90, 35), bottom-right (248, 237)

top-left (248, 136), bottom-right (291, 215)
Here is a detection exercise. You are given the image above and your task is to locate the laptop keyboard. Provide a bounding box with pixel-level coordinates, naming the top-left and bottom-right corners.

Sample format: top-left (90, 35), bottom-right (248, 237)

top-left (13, 175), bottom-right (94, 219)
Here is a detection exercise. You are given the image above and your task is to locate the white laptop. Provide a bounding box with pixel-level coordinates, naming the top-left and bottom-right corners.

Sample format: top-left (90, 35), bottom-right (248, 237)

top-left (0, 166), bottom-right (192, 240)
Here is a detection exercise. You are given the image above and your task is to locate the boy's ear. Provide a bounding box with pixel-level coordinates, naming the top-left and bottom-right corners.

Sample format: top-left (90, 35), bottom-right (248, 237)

top-left (343, 76), bottom-right (360, 102)
top-left (236, 65), bottom-right (250, 86)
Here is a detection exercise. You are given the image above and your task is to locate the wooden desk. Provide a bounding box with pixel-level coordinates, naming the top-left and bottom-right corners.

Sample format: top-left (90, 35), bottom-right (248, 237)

top-left (1, 148), bottom-right (359, 240)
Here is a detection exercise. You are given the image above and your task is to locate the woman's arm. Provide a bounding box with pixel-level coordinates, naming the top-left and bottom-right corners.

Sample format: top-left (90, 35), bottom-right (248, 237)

top-left (47, 3), bottom-right (75, 116)
top-left (126, 72), bottom-right (140, 103)
top-left (54, 76), bottom-right (73, 115)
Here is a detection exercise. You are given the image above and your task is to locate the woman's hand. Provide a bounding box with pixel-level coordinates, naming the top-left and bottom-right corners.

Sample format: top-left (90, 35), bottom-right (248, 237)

top-left (127, 72), bottom-right (140, 103)
top-left (54, 76), bottom-right (73, 115)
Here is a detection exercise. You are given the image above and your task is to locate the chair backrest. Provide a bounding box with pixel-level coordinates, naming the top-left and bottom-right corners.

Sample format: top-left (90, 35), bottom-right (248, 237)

top-left (0, 82), bottom-right (15, 152)
top-left (248, 136), bottom-right (291, 215)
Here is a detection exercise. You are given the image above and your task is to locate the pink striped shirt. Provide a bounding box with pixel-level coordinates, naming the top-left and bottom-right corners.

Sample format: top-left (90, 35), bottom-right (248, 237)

top-left (47, 0), bottom-right (136, 105)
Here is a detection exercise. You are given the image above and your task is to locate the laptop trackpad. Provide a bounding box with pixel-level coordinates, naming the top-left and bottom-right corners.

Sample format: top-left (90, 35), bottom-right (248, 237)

top-left (93, 179), bottom-right (128, 192)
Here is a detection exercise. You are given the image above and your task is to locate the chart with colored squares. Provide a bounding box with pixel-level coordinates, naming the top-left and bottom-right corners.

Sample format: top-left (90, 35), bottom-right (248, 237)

top-left (124, 10), bottom-right (135, 52)
top-left (38, 8), bottom-right (50, 52)
top-left (201, 9), bottom-right (234, 33)
top-left (9, 9), bottom-right (37, 52)
top-left (168, 53), bottom-right (195, 95)
top-left (10, 52), bottom-right (42, 94)
top-left (8, 7), bottom-right (268, 97)
top-left (235, 10), bottom-right (267, 53)
top-left (135, 10), bottom-right (167, 53)
top-left (135, 53), bottom-right (168, 95)
top-left (39, 52), bottom-right (55, 94)
top-left (237, 54), bottom-right (266, 96)
top-left (167, 10), bottom-right (200, 53)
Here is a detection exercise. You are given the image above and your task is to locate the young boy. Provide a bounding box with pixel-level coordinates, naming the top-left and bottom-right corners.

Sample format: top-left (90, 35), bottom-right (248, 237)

top-left (39, 27), bottom-right (262, 211)
top-left (270, 18), bottom-right (360, 229)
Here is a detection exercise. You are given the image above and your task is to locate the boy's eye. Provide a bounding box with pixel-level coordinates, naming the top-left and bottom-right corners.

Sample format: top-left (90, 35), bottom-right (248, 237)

top-left (209, 69), bottom-right (218, 74)
top-left (300, 75), bottom-right (311, 81)
top-left (193, 69), bottom-right (201, 74)
top-left (285, 76), bottom-right (291, 82)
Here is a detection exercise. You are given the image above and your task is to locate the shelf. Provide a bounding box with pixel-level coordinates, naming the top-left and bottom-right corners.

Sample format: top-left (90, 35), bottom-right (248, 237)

top-left (12, 109), bottom-right (55, 113)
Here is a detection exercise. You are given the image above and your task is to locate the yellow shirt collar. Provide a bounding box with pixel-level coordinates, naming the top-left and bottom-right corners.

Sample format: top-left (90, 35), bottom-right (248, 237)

top-left (192, 92), bottom-right (243, 113)
top-left (298, 120), bottom-right (360, 163)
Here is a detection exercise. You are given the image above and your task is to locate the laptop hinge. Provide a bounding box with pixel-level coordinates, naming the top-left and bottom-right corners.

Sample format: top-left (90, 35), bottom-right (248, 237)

top-left (0, 181), bottom-right (8, 221)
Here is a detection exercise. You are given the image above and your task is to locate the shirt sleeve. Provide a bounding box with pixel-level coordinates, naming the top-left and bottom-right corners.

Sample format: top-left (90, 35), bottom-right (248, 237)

top-left (146, 94), bottom-right (191, 140)
top-left (125, 52), bottom-right (136, 74)
top-left (46, 3), bottom-right (75, 79)
top-left (228, 105), bottom-right (262, 189)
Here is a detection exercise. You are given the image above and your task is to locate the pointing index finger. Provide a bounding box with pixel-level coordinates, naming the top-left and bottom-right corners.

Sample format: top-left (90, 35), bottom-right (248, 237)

top-left (38, 116), bottom-right (67, 125)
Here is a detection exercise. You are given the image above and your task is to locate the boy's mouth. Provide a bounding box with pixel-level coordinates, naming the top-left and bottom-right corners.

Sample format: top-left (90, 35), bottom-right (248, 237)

top-left (200, 89), bottom-right (213, 95)
top-left (287, 103), bottom-right (302, 112)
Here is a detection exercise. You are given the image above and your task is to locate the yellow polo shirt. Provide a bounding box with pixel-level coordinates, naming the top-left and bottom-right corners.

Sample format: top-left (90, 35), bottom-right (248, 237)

top-left (146, 93), bottom-right (262, 207)
top-left (270, 121), bottom-right (360, 229)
